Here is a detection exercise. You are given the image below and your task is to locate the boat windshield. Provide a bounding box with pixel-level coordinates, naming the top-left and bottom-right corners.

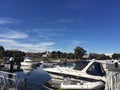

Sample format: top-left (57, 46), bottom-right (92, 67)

top-left (74, 61), bottom-right (89, 70)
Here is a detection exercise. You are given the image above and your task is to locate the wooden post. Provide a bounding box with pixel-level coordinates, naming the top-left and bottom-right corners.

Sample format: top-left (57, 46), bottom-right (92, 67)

top-left (24, 78), bottom-right (27, 90)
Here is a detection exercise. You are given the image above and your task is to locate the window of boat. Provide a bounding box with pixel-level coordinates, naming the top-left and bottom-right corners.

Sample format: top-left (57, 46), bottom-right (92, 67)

top-left (74, 61), bottom-right (90, 70)
top-left (86, 62), bottom-right (105, 76)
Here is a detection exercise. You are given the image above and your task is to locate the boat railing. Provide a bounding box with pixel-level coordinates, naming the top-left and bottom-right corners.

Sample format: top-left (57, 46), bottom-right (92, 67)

top-left (0, 75), bottom-right (6, 90)
top-left (105, 71), bottom-right (120, 90)
top-left (0, 71), bottom-right (20, 90)
top-left (0, 71), bottom-right (46, 90)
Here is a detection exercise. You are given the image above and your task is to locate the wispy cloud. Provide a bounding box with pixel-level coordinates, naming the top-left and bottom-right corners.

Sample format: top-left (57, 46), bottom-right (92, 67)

top-left (0, 39), bottom-right (16, 43)
top-left (0, 18), bottom-right (20, 25)
top-left (0, 28), bottom-right (28, 39)
top-left (0, 39), bottom-right (55, 52)
top-left (32, 28), bottom-right (64, 40)
top-left (0, 27), bottom-right (56, 52)
top-left (65, 40), bottom-right (88, 52)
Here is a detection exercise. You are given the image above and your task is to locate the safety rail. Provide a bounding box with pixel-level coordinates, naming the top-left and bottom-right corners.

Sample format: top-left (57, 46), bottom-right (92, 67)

top-left (0, 71), bottom-right (45, 90)
top-left (0, 71), bottom-right (19, 90)
top-left (105, 71), bottom-right (120, 90)
top-left (0, 75), bottom-right (6, 90)
top-left (0, 71), bottom-right (19, 85)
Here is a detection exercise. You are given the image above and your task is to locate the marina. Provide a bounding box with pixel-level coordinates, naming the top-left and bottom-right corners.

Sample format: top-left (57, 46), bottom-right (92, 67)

top-left (0, 0), bottom-right (119, 90)
top-left (0, 57), bottom-right (120, 90)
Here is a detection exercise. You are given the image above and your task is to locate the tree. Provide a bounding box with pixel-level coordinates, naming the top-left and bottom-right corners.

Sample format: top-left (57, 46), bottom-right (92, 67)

top-left (56, 51), bottom-right (62, 58)
top-left (97, 54), bottom-right (107, 60)
top-left (4, 50), bottom-right (13, 57)
top-left (89, 53), bottom-right (98, 59)
top-left (67, 53), bottom-right (75, 59)
top-left (74, 46), bottom-right (86, 59)
top-left (89, 53), bottom-right (111, 60)
top-left (51, 51), bottom-right (56, 58)
top-left (50, 51), bottom-right (63, 58)
top-left (112, 53), bottom-right (120, 59)
top-left (0, 46), bottom-right (5, 59)
top-left (62, 52), bottom-right (67, 58)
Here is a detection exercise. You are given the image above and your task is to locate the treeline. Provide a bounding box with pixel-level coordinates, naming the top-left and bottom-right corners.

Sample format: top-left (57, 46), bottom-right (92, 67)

top-left (88, 53), bottom-right (120, 60)
top-left (0, 46), bottom-right (87, 60)
top-left (0, 45), bottom-right (120, 60)
top-left (112, 53), bottom-right (120, 60)
top-left (88, 53), bottom-right (111, 60)
top-left (0, 46), bottom-right (26, 64)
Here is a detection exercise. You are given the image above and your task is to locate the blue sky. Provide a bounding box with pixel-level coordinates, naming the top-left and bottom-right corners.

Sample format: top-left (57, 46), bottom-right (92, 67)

top-left (0, 0), bottom-right (120, 54)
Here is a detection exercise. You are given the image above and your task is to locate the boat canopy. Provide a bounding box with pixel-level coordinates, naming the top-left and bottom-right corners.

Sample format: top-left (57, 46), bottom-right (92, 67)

top-left (86, 62), bottom-right (106, 76)
top-left (74, 61), bottom-right (106, 76)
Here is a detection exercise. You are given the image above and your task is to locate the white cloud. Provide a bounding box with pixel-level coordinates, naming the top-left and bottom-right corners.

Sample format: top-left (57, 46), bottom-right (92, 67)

top-left (0, 39), bottom-right (16, 43)
top-left (0, 18), bottom-right (20, 25)
top-left (0, 29), bottom-right (28, 39)
top-left (36, 42), bottom-right (55, 47)
top-left (0, 27), bottom-right (55, 52)
top-left (0, 39), bottom-right (55, 52)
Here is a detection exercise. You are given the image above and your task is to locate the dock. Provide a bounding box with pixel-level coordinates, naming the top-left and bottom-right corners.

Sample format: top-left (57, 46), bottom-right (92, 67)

top-left (0, 60), bottom-right (120, 90)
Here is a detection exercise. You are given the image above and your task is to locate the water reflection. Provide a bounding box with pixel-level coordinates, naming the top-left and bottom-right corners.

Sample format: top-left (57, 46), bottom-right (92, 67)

top-left (21, 66), bottom-right (33, 74)
top-left (21, 66), bottom-right (51, 81)
top-left (15, 65), bottom-right (51, 90)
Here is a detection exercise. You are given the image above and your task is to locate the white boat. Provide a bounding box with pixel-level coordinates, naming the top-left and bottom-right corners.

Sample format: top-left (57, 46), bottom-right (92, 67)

top-left (43, 60), bottom-right (106, 82)
top-left (40, 59), bottom-right (54, 68)
top-left (43, 60), bottom-right (106, 90)
top-left (21, 57), bottom-right (40, 67)
top-left (61, 80), bottom-right (104, 90)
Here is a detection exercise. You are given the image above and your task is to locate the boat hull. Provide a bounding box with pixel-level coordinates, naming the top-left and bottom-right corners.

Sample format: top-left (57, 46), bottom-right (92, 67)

top-left (45, 69), bottom-right (105, 82)
top-left (61, 81), bottom-right (104, 90)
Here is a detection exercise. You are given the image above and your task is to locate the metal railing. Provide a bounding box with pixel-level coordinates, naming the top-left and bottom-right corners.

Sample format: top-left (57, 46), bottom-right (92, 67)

top-left (0, 71), bottom-right (47, 90)
top-left (105, 71), bottom-right (120, 90)
top-left (0, 71), bottom-right (19, 90)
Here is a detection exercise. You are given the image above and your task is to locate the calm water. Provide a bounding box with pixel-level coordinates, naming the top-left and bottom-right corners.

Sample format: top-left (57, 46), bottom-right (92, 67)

top-left (1, 62), bottom-right (74, 90)
top-left (14, 66), bottom-right (51, 90)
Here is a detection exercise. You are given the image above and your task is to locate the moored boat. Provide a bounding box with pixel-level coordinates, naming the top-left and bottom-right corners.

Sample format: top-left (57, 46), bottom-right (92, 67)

top-left (43, 60), bottom-right (106, 89)
top-left (43, 60), bottom-right (106, 82)
top-left (21, 57), bottom-right (40, 67)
